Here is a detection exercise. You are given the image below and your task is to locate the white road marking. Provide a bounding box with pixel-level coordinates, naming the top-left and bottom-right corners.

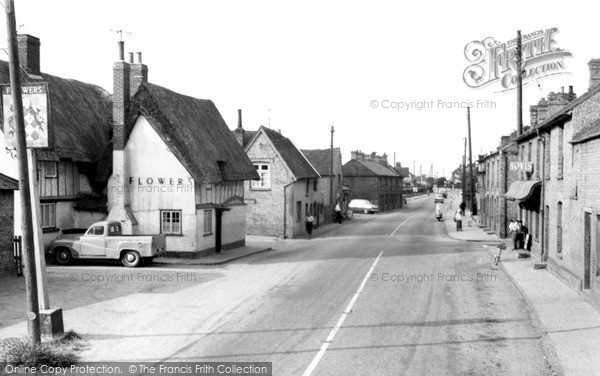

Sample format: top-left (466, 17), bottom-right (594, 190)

top-left (301, 251), bottom-right (384, 376)
top-left (390, 215), bottom-right (415, 236)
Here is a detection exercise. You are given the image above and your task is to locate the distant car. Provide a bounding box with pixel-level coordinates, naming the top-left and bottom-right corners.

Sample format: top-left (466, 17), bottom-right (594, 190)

top-left (349, 199), bottom-right (380, 214)
top-left (434, 194), bottom-right (445, 203)
top-left (442, 192), bottom-right (447, 198)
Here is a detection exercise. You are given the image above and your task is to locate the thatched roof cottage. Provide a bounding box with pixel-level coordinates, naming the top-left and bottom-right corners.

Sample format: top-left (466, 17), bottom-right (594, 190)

top-left (107, 42), bottom-right (258, 255)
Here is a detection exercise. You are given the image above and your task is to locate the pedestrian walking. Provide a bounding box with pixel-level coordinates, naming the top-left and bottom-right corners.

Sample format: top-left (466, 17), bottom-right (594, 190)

top-left (306, 212), bottom-right (315, 238)
top-left (459, 202), bottom-right (466, 216)
top-left (335, 201), bottom-right (342, 224)
top-left (516, 220), bottom-right (524, 249)
top-left (454, 209), bottom-right (463, 231)
top-left (509, 220), bottom-right (519, 250)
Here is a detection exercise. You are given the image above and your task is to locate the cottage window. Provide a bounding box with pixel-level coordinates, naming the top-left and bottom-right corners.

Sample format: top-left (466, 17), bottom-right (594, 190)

top-left (203, 210), bottom-right (212, 235)
top-left (313, 179), bottom-right (317, 191)
top-left (337, 174), bottom-right (341, 186)
top-left (40, 203), bottom-right (56, 228)
top-left (306, 180), bottom-right (310, 195)
top-left (161, 210), bottom-right (182, 235)
top-left (45, 162), bottom-right (57, 178)
top-left (536, 139), bottom-right (541, 180)
top-left (251, 164), bottom-right (270, 189)
top-left (545, 132), bottom-right (551, 179)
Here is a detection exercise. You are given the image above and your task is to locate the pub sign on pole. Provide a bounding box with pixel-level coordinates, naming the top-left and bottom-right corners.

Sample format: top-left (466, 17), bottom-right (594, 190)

top-left (2, 83), bottom-right (50, 149)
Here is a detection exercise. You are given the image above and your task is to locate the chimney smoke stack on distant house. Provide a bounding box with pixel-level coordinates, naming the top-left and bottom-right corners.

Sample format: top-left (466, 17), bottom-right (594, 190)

top-left (234, 109), bottom-right (245, 147)
top-left (118, 40), bottom-right (125, 61)
top-left (136, 52), bottom-right (143, 64)
top-left (128, 52), bottom-right (134, 64)
top-left (588, 59), bottom-right (600, 90)
top-left (17, 34), bottom-right (41, 75)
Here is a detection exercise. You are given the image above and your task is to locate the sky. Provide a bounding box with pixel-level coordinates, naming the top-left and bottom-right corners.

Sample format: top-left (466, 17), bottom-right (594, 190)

top-left (0, 0), bottom-right (597, 180)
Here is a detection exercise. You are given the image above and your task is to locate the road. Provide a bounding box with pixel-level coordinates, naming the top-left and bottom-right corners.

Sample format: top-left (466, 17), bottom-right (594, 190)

top-left (0, 195), bottom-right (555, 375)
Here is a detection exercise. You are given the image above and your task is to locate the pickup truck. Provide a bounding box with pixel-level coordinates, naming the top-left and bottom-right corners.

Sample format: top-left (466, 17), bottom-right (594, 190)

top-left (48, 221), bottom-right (166, 267)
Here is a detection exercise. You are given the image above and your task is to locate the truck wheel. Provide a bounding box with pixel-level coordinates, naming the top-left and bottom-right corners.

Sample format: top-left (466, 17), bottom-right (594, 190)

top-left (55, 248), bottom-right (72, 265)
top-left (121, 250), bottom-right (142, 267)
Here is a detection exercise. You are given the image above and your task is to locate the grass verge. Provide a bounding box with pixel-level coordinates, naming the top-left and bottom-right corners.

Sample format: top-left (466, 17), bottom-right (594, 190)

top-left (0, 330), bottom-right (88, 366)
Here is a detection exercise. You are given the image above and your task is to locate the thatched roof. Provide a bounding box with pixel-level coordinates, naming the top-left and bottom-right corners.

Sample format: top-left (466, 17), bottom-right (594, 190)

top-left (343, 159), bottom-right (402, 177)
top-left (247, 127), bottom-right (320, 180)
top-left (0, 61), bottom-right (112, 163)
top-left (127, 83), bottom-right (258, 184)
top-left (300, 148), bottom-right (341, 177)
top-left (0, 172), bottom-right (18, 190)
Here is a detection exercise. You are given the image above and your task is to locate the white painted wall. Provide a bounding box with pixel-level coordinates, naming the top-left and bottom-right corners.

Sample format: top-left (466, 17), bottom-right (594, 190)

top-left (125, 116), bottom-right (197, 252)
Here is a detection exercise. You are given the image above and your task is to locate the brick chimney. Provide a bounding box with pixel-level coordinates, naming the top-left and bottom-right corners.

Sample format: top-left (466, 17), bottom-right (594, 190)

top-left (589, 59), bottom-right (600, 90)
top-left (130, 52), bottom-right (148, 98)
top-left (17, 34), bottom-right (40, 75)
top-left (234, 109), bottom-right (245, 147)
top-left (108, 40), bottom-right (137, 234)
top-left (112, 41), bottom-right (130, 151)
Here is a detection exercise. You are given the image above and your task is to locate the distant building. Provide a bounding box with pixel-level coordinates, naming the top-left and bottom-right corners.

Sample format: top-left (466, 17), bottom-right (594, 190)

top-left (343, 151), bottom-right (404, 211)
top-left (478, 133), bottom-right (519, 238)
top-left (300, 147), bottom-right (346, 225)
top-left (0, 173), bottom-right (18, 275)
top-left (234, 117), bottom-right (320, 238)
top-left (107, 43), bottom-right (258, 256)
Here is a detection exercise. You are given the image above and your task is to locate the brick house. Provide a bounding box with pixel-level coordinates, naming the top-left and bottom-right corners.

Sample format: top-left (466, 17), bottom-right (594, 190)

top-left (515, 62), bottom-right (600, 303)
top-left (477, 135), bottom-right (519, 239)
top-left (343, 151), bottom-right (404, 211)
top-left (0, 173), bottom-right (18, 276)
top-left (511, 86), bottom-right (577, 256)
top-left (107, 43), bottom-right (258, 256)
top-left (0, 35), bottom-right (113, 250)
top-left (233, 119), bottom-right (320, 239)
top-left (300, 147), bottom-right (345, 226)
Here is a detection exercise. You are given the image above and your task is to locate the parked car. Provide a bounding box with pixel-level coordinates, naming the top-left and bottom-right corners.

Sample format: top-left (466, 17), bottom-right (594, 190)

top-left (434, 194), bottom-right (445, 203)
top-left (349, 199), bottom-right (380, 214)
top-left (47, 221), bottom-right (166, 267)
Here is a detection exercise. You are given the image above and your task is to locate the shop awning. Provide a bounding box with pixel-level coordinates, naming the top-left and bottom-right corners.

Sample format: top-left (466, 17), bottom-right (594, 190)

top-left (504, 180), bottom-right (541, 201)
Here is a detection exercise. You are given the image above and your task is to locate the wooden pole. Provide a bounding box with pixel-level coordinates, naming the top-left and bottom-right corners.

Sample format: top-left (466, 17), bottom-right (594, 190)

top-left (330, 125), bottom-right (335, 214)
top-left (517, 30), bottom-right (523, 136)
top-left (462, 138), bottom-right (467, 207)
top-left (468, 107), bottom-right (475, 214)
top-left (29, 149), bottom-right (50, 309)
top-left (5, 0), bottom-right (41, 343)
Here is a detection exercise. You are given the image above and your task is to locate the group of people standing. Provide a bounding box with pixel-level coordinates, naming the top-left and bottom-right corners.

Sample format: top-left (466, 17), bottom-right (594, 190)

top-left (509, 219), bottom-right (531, 251)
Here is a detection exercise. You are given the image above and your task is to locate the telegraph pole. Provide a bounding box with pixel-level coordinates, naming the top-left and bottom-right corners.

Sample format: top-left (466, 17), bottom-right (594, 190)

top-left (462, 138), bottom-right (467, 207)
top-left (329, 125), bottom-right (335, 214)
top-left (5, 0), bottom-right (41, 343)
top-left (467, 107), bottom-right (475, 214)
top-left (517, 30), bottom-right (523, 136)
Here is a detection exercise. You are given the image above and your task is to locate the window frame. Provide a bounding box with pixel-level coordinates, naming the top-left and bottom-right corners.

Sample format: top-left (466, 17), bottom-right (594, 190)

top-left (40, 203), bottom-right (56, 229)
top-left (251, 163), bottom-right (271, 189)
top-left (160, 210), bottom-right (182, 235)
top-left (203, 209), bottom-right (212, 235)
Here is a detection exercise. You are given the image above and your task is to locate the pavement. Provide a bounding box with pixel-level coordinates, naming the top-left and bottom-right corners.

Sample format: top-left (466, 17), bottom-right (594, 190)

top-left (154, 243), bottom-right (274, 266)
top-left (444, 192), bottom-right (600, 376)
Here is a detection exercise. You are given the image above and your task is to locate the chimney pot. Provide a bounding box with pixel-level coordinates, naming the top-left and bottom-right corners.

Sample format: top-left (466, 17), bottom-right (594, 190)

top-left (237, 109), bottom-right (242, 129)
top-left (118, 41), bottom-right (125, 61)
top-left (128, 52), bottom-right (134, 64)
top-left (137, 52), bottom-right (143, 64)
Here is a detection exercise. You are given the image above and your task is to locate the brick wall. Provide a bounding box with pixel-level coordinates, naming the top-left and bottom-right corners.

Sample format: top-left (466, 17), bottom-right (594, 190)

top-left (0, 191), bottom-right (15, 276)
top-left (346, 176), bottom-right (403, 211)
top-left (545, 89), bottom-right (600, 294)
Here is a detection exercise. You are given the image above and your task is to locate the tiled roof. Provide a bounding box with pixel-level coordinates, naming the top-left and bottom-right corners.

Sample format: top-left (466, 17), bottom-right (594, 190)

top-left (343, 159), bottom-right (402, 177)
top-left (300, 148), bottom-right (341, 176)
top-left (0, 173), bottom-right (18, 190)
